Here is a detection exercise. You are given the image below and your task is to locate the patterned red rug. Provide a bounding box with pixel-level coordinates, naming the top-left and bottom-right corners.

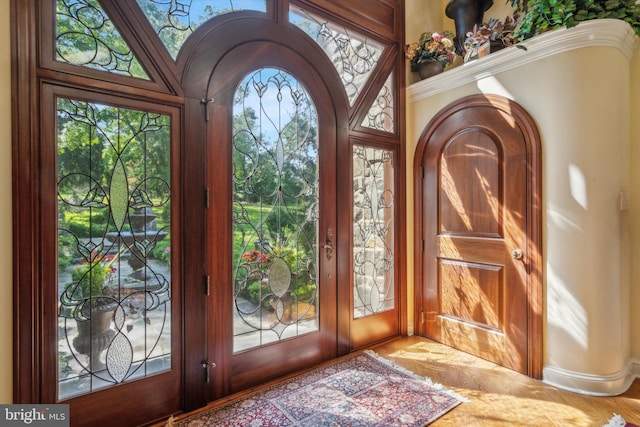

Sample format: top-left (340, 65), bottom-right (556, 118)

top-left (166, 350), bottom-right (465, 426)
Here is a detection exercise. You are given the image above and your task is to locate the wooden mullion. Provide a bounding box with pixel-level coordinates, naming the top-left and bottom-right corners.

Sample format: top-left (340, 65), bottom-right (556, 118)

top-left (37, 68), bottom-right (185, 107)
top-left (11, 0), bottom-right (40, 404)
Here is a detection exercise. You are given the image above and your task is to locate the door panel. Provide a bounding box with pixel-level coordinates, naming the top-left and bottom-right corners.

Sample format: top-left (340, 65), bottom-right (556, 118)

top-left (205, 43), bottom-right (338, 397)
top-left (422, 103), bottom-right (529, 374)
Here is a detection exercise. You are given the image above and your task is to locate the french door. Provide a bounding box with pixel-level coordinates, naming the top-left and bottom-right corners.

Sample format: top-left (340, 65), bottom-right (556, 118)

top-left (202, 43), bottom-right (338, 397)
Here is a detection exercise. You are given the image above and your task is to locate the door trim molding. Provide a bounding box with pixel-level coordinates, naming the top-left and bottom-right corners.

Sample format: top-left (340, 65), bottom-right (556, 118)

top-left (413, 94), bottom-right (543, 379)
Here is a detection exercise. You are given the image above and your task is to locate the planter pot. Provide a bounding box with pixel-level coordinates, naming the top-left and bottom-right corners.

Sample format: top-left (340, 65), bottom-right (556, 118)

top-left (490, 40), bottom-right (507, 53)
top-left (417, 60), bottom-right (444, 80)
top-left (445, 0), bottom-right (494, 55)
top-left (73, 302), bottom-right (117, 371)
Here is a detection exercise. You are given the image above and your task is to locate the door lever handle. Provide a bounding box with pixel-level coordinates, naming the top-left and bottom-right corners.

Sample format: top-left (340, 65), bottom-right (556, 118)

top-left (323, 227), bottom-right (333, 260)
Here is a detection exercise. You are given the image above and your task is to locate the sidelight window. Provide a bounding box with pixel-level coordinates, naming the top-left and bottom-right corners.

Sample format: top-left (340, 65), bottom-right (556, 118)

top-left (353, 146), bottom-right (395, 318)
top-left (56, 98), bottom-right (172, 398)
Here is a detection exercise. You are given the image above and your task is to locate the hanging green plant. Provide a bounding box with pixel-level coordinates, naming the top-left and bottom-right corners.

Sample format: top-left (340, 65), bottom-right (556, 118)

top-left (507, 0), bottom-right (640, 41)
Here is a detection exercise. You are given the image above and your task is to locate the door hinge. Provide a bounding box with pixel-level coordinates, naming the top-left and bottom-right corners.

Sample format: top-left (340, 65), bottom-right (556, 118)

top-left (201, 361), bottom-right (216, 383)
top-left (420, 311), bottom-right (425, 324)
top-left (201, 97), bottom-right (214, 121)
top-left (204, 275), bottom-right (210, 296)
top-left (204, 187), bottom-right (209, 208)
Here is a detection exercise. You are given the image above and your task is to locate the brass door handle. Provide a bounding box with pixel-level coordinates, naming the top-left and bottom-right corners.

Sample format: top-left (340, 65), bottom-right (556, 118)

top-left (511, 249), bottom-right (524, 260)
top-left (323, 227), bottom-right (333, 260)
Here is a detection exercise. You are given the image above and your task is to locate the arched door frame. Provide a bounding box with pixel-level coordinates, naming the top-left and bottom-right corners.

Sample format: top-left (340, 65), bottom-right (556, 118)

top-left (412, 94), bottom-right (543, 379)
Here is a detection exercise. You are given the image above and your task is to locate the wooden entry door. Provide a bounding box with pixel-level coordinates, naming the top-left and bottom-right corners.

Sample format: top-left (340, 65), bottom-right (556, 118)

top-left (415, 95), bottom-right (542, 377)
top-left (203, 42), bottom-right (339, 398)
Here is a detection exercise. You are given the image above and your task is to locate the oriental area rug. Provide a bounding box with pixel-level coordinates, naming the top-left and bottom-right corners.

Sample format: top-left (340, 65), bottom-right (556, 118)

top-left (165, 350), bottom-right (466, 426)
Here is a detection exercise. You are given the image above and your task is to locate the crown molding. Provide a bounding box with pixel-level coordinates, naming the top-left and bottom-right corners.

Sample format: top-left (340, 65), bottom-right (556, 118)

top-left (407, 19), bottom-right (638, 102)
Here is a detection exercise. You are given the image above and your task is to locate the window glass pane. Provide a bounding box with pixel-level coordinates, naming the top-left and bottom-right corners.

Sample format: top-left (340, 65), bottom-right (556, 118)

top-left (56, 0), bottom-right (150, 79)
top-left (232, 68), bottom-right (319, 352)
top-left (289, 5), bottom-right (384, 106)
top-left (362, 73), bottom-right (394, 133)
top-left (57, 98), bottom-right (172, 399)
top-left (353, 146), bottom-right (395, 318)
top-left (137, 0), bottom-right (267, 59)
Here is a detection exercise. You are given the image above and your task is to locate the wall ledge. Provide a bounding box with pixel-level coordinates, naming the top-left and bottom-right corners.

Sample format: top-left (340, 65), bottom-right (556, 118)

top-left (542, 358), bottom-right (640, 396)
top-left (407, 19), bottom-right (638, 102)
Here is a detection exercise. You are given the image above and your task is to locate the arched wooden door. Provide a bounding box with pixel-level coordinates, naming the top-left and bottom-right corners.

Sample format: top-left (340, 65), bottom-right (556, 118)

top-left (205, 41), bottom-right (339, 397)
top-left (414, 94), bottom-right (543, 378)
top-left (179, 16), bottom-right (350, 404)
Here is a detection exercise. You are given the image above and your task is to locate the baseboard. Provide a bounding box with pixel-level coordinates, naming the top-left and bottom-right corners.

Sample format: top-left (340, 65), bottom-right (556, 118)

top-left (542, 358), bottom-right (640, 396)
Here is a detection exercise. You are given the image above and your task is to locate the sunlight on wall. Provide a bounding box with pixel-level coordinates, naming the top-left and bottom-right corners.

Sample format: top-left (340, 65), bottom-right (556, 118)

top-left (546, 265), bottom-right (588, 350)
top-left (476, 76), bottom-right (514, 100)
top-left (569, 164), bottom-right (588, 210)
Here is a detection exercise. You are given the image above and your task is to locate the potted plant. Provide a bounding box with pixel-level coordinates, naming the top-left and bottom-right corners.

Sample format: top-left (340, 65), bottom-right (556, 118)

top-left (464, 24), bottom-right (491, 62)
top-left (464, 14), bottom-right (521, 62)
top-left (64, 249), bottom-right (118, 313)
top-left (405, 31), bottom-right (457, 80)
top-left (483, 14), bottom-right (521, 51)
top-left (507, 0), bottom-right (640, 41)
top-left (446, 0), bottom-right (495, 55)
top-left (61, 248), bottom-right (119, 369)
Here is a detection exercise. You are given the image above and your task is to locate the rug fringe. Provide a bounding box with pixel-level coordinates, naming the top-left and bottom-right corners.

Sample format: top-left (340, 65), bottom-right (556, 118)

top-left (603, 413), bottom-right (640, 427)
top-left (363, 349), bottom-right (469, 403)
top-left (164, 415), bottom-right (174, 427)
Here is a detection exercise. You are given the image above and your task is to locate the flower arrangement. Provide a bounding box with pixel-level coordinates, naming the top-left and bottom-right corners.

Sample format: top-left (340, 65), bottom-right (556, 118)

top-left (464, 14), bottom-right (521, 62)
top-left (405, 31), bottom-right (457, 70)
top-left (463, 24), bottom-right (491, 62)
top-left (241, 249), bottom-right (270, 264)
top-left (67, 249), bottom-right (118, 302)
top-left (482, 15), bottom-right (521, 48)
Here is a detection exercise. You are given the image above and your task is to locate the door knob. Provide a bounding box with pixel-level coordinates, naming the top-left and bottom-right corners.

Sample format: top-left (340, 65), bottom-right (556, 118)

top-left (511, 249), bottom-right (524, 260)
